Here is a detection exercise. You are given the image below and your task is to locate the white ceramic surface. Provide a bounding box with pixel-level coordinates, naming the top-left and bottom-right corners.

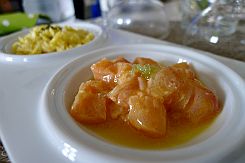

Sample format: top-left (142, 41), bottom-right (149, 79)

top-left (0, 22), bottom-right (106, 63)
top-left (40, 44), bottom-right (245, 163)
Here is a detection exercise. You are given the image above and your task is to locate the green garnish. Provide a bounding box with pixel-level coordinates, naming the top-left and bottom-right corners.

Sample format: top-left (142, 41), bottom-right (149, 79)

top-left (131, 64), bottom-right (160, 79)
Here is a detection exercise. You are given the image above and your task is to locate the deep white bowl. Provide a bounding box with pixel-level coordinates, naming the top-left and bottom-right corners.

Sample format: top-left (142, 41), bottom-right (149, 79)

top-left (0, 22), bottom-right (105, 63)
top-left (40, 44), bottom-right (245, 163)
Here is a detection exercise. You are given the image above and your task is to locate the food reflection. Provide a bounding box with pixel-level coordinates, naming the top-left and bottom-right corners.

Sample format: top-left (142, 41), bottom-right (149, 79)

top-left (70, 57), bottom-right (221, 146)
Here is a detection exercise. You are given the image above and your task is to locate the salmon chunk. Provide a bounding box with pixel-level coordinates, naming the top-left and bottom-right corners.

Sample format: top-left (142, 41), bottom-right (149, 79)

top-left (79, 80), bottom-right (111, 94)
top-left (115, 62), bottom-right (132, 84)
top-left (70, 91), bottom-right (107, 124)
top-left (91, 58), bottom-right (132, 87)
top-left (166, 79), bottom-right (220, 123)
top-left (70, 80), bottom-right (110, 124)
top-left (185, 79), bottom-right (220, 123)
top-left (112, 56), bottom-right (130, 63)
top-left (147, 63), bottom-right (196, 100)
top-left (107, 100), bottom-right (129, 120)
top-left (147, 67), bottom-right (180, 100)
top-left (170, 62), bottom-right (196, 80)
top-left (90, 58), bottom-right (115, 85)
top-left (133, 57), bottom-right (160, 66)
top-left (128, 94), bottom-right (166, 138)
top-left (108, 77), bottom-right (139, 108)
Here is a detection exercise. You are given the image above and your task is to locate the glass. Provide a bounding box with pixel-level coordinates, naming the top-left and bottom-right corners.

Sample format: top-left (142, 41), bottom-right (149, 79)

top-left (23, 0), bottom-right (75, 22)
top-left (99, 0), bottom-right (122, 26)
top-left (180, 0), bottom-right (211, 29)
top-left (181, 0), bottom-right (245, 61)
top-left (106, 0), bottom-right (170, 39)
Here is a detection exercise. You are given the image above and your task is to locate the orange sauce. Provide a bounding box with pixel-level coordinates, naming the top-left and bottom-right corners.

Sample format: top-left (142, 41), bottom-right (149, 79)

top-left (81, 118), bottom-right (215, 150)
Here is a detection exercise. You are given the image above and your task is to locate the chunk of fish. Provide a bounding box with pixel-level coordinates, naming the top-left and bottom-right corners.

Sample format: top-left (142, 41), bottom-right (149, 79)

top-left (166, 79), bottom-right (220, 123)
top-left (79, 80), bottom-right (111, 94)
top-left (133, 57), bottom-right (160, 66)
top-left (107, 99), bottom-right (129, 120)
top-left (108, 77), bottom-right (139, 108)
top-left (70, 80), bottom-right (110, 124)
top-left (147, 67), bottom-right (180, 100)
top-left (70, 91), bottom-right (107, 124)
top-left (91, 58), bottom-right (132, 87)
top-left (128, 94), bottom-right (166, 138)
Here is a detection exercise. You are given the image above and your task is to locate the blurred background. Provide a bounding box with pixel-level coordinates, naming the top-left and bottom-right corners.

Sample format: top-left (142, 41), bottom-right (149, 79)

top-left (0, 0), bottom-right (244, 60)
top-left (0, 0), bottom-right (171, 20)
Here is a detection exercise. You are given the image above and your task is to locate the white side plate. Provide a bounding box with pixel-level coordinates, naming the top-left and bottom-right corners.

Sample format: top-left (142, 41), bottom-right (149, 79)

top-left (0, 22), bottom-right (106, 63)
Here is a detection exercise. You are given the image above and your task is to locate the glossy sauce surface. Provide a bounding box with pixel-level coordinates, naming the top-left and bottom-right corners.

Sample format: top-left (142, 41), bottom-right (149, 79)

top-left (82, 118), bottom-right (214, 149)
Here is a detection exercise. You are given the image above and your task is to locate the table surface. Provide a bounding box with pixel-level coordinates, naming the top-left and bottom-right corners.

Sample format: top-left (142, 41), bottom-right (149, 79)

top-left (165, 22), bottom-right (245, 62)
top-left (0, 20), bottom-right (244, 163)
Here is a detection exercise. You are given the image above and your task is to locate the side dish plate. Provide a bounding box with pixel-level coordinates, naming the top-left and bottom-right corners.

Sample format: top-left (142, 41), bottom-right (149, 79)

top-left (0, 22), bottom-right (106, 63)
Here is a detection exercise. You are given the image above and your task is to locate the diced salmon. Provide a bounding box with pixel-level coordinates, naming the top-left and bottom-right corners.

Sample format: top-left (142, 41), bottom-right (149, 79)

top-left (107, 100), bottom-right (129, 120)
top-left (133, 57), bottom-right (160, 66)
top-left (138, 77), bottom-right (148, 91)
top-left (147, 63), bottom-right (196, 101)
top-left (91, 58), bottom-right (132, 87)
top-left (128, 94), bottom-right (166, 138)
top-left (108, 77), bottom-right (139, 108)
top-left (147, 67), bottom-right (180, 100)
top-left (112, 56), bottom-right (130, 63)
top-left (79, 80), bottom-right (111, 94)
top-left (115, 62), bottom-right (132, 83)
top-left (165, 81), bottom-right (193, 108)
top-left (170, 62), bottom-right (196, 80)
top-left (186, 79), bottom-right (220, 123)
top-left (117, 70), bottom-right (135, 85)
top-left (70, 80), bottom-right (110, 124)
top-left (90, 58), bottom-right (116, 86)
top-left (70, 91), bottom-right (107, 124)
top-left (165, 80), bottom-right (195, 120)
top-left (166, 79), bottom-right (220, 123)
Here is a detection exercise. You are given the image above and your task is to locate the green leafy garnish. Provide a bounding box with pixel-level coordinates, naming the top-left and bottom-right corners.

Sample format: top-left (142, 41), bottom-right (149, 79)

top-left (131, 64), bottom-right (160, 79)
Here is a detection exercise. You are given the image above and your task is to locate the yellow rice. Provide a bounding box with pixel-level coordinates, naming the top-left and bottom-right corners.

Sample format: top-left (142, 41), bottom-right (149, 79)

top-left (12, 25), bottom-right (95, 55)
